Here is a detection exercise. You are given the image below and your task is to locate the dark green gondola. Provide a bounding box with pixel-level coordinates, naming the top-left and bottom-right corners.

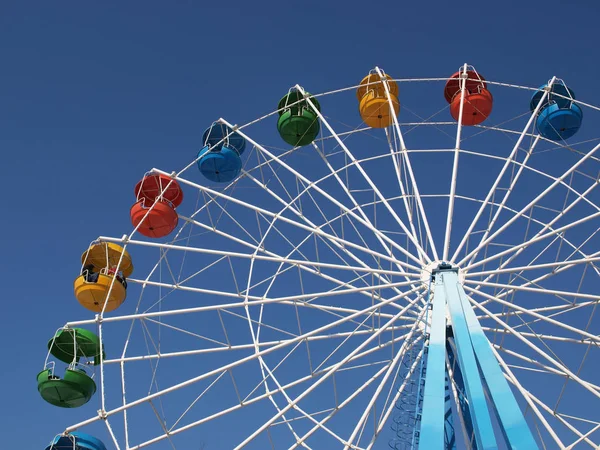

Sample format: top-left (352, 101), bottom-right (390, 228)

top-left (277, 89), bottom-right (321, 147)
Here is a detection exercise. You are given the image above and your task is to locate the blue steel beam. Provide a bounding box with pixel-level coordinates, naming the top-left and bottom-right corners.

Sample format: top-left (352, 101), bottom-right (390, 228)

top-left (447, 339), bottom-right (478, 449)
top-left (443, 270), bottom-right (498, 450)
top-left (456, 282), bottom-right (539, 450)
top-left (444, 372), bottom-right (457, 450)
top-left (413, 265), bottom-right (537, 449)
top-left (419, 274), bottom-right (449, 448)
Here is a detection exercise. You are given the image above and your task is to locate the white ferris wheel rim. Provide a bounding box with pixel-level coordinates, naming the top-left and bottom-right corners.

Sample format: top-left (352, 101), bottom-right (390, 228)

top-left (54, 68), bottom-right (600, 449)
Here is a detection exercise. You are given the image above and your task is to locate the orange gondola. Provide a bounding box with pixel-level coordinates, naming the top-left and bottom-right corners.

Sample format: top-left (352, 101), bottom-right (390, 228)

top-left (444, 70), bottom-right (493, 126)
top-left (130, 173), bottom-right (183, 238)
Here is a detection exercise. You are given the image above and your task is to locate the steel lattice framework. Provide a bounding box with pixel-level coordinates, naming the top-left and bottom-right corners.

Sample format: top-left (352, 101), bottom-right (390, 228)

top-left (52, 65), bottom-right (600, 449)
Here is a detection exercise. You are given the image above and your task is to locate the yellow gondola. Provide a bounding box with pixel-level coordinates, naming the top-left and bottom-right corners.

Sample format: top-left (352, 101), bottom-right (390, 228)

top-left (74, 242), bottom-right (133, 313)
top-left (357, 72), bottom-right (399, 128)
top-left (80, 242), bottom-right (134, 278)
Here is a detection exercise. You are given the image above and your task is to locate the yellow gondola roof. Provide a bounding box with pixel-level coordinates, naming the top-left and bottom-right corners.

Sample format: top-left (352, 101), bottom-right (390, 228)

top-left (356, 72), bottom-right (398, 101)
top-left (80, 242), bottom-right (134, 278)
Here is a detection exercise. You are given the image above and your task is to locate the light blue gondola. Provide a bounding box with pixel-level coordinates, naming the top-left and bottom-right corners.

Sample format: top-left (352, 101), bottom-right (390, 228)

top-left (45, 432), bottom-right (107, 450)
top-left (197, 122), bottom-right (247, 183)
top-left (530, 82), bottom-right (583, 141)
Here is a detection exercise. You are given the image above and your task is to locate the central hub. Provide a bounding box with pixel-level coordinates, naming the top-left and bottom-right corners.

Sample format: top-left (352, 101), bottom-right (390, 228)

top-left (420, 260), bottom-right (465, 286)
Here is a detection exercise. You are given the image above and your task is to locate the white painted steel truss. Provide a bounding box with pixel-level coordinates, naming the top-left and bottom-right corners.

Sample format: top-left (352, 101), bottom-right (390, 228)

top-left (55, 67), bottom-right (600, 449)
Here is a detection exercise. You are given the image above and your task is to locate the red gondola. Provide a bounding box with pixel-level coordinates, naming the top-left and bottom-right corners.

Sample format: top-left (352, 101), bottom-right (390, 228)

top-left (450, 88), bottom-right (493, 126)
top-left (444, 71), bottom-right (487, 103)
top-left (130, 173), bottom-right (183, 238)
top-left (134, 173), bottom-right (183, 207)
top-left (444, 69), bottom-right (493, 126)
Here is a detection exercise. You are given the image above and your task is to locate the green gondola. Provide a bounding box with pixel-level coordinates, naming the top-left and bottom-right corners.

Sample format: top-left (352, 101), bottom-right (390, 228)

top-left (37, 327), bottom-right (103, 408)
top-left (277, 89), bottom-right (321, 147)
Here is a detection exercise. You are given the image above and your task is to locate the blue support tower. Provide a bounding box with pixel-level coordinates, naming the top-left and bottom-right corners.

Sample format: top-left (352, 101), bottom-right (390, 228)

top-left (455, 275), bottom-right (539, 449)
top-left (444, 372), bottom-right (457, 450)
top-left (444, 269), bottom-right (498, 450)
top-left (415, 263), bottom-right (538, 450)
top-left (419, 270), bottom-right (452, 448)
top-left (447, 338), bottom-right (478, 449)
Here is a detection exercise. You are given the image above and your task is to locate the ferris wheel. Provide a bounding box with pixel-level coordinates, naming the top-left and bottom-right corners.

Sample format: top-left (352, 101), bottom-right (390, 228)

top-left (39, 63), bottom-right (600, 449)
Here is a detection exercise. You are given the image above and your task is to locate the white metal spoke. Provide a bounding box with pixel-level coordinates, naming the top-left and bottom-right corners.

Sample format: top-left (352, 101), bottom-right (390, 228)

top-left (375, 66), bottom-right (439, 260)
top-left (489, 345), bottom-right (566, 448)
top-left (464, 209), bottom-right (600, 272)
top-left (465, 280), bottom-right (600, 304)
top-left (174, 214), bottom-right (419, 318)
top-left (234, 294), bottom-right (424, 448)
top-left (443, 63), bottom-right (468, 260)
top-left (343, 308), bottom-right (426, 448)
top-left (294, 93), bottom-right (431, 264)
top-left (55, 72), bottom-right (600, 449)
top-left (459, 141), bottom-right (600, 267)
top-left (470, 298), bottom-right (600, 399)
top-left (155, 168), bottom-right (423, 270)
top-left (452, 76), bottom-right (558, 263)
top-left (466, 253), bottom-right (600, 276)
top-left (309, 141), bottom-right (417, 282)
top-left (240, 149), bottom-right (419, 301)
top-left (215, 122), bottom-right (426, 266)
top-left (452, 134), bottom-right (540, 263)
top-left (67, 286), bottom-right (425, 431)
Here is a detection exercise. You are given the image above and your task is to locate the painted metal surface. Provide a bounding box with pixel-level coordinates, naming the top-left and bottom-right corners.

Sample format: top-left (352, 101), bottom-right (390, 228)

top-left (447, 339), bottom-right (478, 449)
top-left (443, 270), bottom-right (498, 450)
top-left (419, 274), bottom-right (449, 448)
top-left (444, 372), bottom-right (457, 450)
top-left (45, 432), bottom-right (107, 450)
top-left (399, 264), bottom-right (538, 449)
top-left (456, 282), bottom-right (539, 450)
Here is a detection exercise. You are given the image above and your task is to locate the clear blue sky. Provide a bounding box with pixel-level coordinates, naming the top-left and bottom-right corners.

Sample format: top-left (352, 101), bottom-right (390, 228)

top-left (1, 1), bottom-right (599, 448)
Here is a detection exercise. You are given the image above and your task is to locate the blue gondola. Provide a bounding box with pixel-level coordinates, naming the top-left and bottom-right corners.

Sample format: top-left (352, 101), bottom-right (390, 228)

top-left (197, 122), bottom-right (247, 183)
top-left (535, 102), bottom-right (583, 141)
top-left (45, 432), bottom-right (107, 450)
top-left (530, 82), bottom-right (583, 141)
